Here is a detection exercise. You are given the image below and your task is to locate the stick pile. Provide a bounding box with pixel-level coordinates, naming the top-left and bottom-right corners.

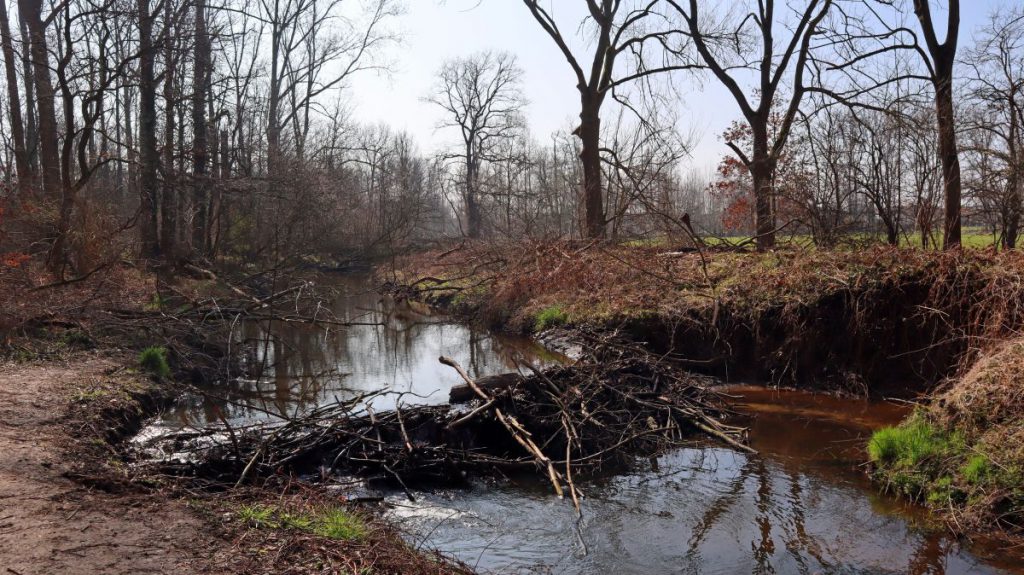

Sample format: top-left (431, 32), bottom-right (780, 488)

top-left (150, 336), bottom-right (751, 501)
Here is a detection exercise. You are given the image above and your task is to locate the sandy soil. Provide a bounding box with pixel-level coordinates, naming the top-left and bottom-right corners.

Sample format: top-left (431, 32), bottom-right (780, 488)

top-left (0, 357), bottom-right (239, 575)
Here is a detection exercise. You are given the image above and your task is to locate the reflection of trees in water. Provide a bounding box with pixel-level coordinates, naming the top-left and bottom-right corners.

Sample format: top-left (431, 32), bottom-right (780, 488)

top-left (751, 457), bottom-right (777, 574)
top-left (178, 278), bottom-right (560, 425)
top-left (682, 455), bottom-right (756, 567)
top-left (676, 453), bottom-right (956, 574)
top-left (907, 537), bottom-right (951, 575)
top-left (779, 470), bottom-right (827, 573)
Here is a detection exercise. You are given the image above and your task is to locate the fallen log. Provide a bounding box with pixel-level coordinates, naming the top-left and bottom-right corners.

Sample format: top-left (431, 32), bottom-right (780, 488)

top-left (448, 372), bottom-right (523, 403)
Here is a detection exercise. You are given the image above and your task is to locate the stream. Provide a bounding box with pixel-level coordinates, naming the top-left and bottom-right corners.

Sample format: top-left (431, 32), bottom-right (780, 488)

top-left (152, 275), bottom-right (1022, 574)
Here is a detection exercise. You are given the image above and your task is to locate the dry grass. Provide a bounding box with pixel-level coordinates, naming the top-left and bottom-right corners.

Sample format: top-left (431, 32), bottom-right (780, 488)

top-left (869, 339), bottom-right (1024, 536)
top-left (394, 241), bottom-right (1024, 332)
top-left (391, 240), bottom-right (1024, 390)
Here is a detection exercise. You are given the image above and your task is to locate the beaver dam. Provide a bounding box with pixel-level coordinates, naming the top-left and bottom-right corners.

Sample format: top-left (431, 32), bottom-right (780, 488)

top-left (135, 275), bottom-right (1024, 574)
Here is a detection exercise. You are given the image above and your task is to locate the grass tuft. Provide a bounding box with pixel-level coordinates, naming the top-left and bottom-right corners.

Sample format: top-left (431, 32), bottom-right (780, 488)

top-left (962, 454), bottom-right (992, 485)
top-left (534, 305), bottom-right (569, 332)
top-left (238, 504), bottom-right (279, 529)
top-left (237, 504), bottom-right (367, 542)
top-left (138, 346), bottom-right (171, 379)
top-left (313, 508), bottom-right (368, 541)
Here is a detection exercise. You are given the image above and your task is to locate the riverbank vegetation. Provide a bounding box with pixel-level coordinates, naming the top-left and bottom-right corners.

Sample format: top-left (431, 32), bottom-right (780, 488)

top-left (4, 0), bottom-right (1024, 568)
top-left (869, 339), bottom-right (1024, 534)
top-left (391, 240), bottom-right (1024, 540)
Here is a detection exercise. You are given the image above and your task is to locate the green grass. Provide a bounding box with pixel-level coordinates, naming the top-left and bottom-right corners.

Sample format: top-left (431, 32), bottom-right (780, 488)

top-left (238, 504), bottom-right (279, 529)
top-left (867, 416), bottom-right (961, 466)
top-left (238, 504), bottom-right (367, 541)
top-left (962, 454), bottom-right (992, 485)
top-left (534, 305), bottom-right (569, 331)
top-left (311, 508), bottom-right (368, 540)
top-left (138, 346), bottom-right (171, 379)
top-left (868, 414), bottom-right (968, 499)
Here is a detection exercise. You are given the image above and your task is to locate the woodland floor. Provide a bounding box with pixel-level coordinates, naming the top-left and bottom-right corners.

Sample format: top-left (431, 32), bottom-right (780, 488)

top-left (0, 355), bottom-right (242, 575)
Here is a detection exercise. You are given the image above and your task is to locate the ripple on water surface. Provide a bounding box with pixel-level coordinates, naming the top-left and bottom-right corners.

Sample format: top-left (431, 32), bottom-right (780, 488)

top-left (154, 275), bottom-right (1023, 574)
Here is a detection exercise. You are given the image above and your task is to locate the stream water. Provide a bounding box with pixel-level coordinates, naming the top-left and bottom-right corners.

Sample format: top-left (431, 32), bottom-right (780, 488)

top-left (156, 275), bottom-right (1022, 574)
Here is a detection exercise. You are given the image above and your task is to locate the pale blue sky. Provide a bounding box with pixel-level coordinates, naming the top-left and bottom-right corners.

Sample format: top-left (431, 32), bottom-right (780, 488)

top-left (349, 0), bottom-right (1005, 171)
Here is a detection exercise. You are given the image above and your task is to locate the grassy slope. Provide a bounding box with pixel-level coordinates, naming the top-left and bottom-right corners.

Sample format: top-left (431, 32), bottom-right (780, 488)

top-left (868, 340), bottom-right (1024, 535)
top-left (393, 240), bottom-right (1024, 538)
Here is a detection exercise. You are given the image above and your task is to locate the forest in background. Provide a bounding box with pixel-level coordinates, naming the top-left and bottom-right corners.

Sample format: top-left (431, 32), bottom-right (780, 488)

top-left (0, 0), bottom-right (1019, 276)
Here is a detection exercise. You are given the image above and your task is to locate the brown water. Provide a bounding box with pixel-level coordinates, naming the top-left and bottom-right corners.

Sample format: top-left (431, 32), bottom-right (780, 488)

top-left (158, 275), bottom-right (1024, 574)
top-left (386, 387), bottom-right (1022, 574)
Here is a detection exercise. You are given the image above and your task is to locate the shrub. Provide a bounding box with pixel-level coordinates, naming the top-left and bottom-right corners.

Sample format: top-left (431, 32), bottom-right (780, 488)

top-left (138, 346), bottom-right (170, 378)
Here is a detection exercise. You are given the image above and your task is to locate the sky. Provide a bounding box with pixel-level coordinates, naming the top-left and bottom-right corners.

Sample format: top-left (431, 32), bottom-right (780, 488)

top-left (347, 0), bottom-right (1005, 173)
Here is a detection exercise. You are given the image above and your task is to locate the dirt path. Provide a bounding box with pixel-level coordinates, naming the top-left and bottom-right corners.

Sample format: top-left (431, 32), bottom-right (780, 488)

top-left (0, 357), bottom-right (238, 575)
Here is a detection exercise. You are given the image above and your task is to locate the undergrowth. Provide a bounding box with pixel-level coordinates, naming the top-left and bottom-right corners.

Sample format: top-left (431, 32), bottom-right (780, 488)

top-left (868, 339), bottom-right (1024, 534)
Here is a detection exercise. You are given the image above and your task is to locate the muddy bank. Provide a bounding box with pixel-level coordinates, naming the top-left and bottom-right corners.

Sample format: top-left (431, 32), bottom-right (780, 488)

top-left (388, 241), bottom-right (1024, 543)
top-left (390, 243), bottom-right (1024, 396)
top-left (0, 348), bottom-right (477, 575)
top-left (0, 258), bottom-right (479, 575)
top-left (0, 353), bottom-right (241, 575)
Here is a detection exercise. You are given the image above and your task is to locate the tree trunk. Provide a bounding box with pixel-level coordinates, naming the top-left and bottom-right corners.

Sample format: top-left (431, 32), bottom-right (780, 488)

top-left (160, 1), bottom-right (176, 261)
top-left (18, 14), bottom-right (37, 173)
top-left (191, 0), bottom-right (209, 254)
top-left (138, 0), bottom-right (160, 259)
top-left (1006, 174), bottom-right (1020, 250)
top-left (266, 26), bottom-right (281, 177)
top-left (578, 101), bottom-right (605, 239)
top-left (750, 125), bottom-right (776, 251)
top-left (0, 0), bottom-right (30, 191)
top-left (464, 142), bottom-right (480, 238)
top-left (18, 0), bottom-right (59, 201)
top-left (1004, 95), bottom-right (1020, 250)
top-left (934, 72), bottom-right (962, 249)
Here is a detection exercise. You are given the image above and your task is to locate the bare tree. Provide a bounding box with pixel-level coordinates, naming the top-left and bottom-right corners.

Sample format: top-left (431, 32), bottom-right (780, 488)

top-left (193, 0), bottom-right (211, 254)
top-left (138, 0), bottom-right (160, 258)
top-left (262, 0), bottom-right (397, 173)
top-left (428, 51), bottom-right (524, 238)
top-left (522, 0), bottom-right (691, 239)
top-left (963, 7), bottom-right (1024, 248)
top-left (18, 0), bottom-right (60, 202)
top-left (0, 0), bottom-right (30, 191)
top-left (912, 0), bottom-right (962, 249)
top-left (668, 0), bottom-right (832, 251)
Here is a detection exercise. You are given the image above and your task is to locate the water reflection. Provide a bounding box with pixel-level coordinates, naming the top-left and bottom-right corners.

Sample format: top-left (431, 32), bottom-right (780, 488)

top-left (386, 387), bottom-right (1022, 575)
top-left (162, 275), bottom-right (564, 426)
top-left (157, 276), bottom-right (1023, 574)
